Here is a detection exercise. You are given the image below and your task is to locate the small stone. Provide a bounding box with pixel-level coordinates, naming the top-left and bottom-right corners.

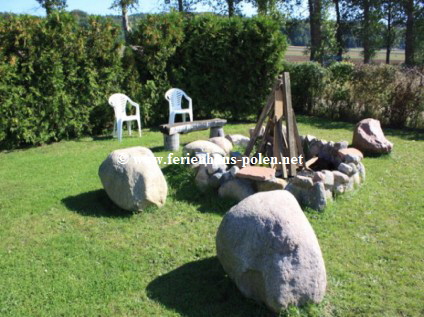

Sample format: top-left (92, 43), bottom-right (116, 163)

top-left (183, 140), bottom-right (226, 156)
top-left (319, 140), bottom-right (328, 147)
top-left (304, 182), bottom-right (327, 211)
top-left (334, 184), bottom-right (345, 195)
top-left (338, 163), bottom-right (354, 176)
top-left (345, 154), bottom-right (361, 164)
top-left (256, 178), bottom-right (287, 192)
top-left (220, 171), bottom-right (234, 184)
top-left (284, 183), bottom-right (303, 203)
top-left (321, 170), bottom-right (335, 188)
top-left (313, 172), bottom-right (325, 183)
top-left (291, 175), bottom-right (314, 189)
top-left (358, 162), bottom-right (366, 181)
top-left (225, 134), bottom-right (250, 147)
top-left (229, 166), bottom-right (240, 176)
top-left (333, 171), bottom-right (350, 185)
top-left (352, 172), bottom-right (361, 187)
top-left (309, 140), bottom-right (321, 157)
top-left (218, 179), bottom-right (255, 201)
top-left (195, 166), bottom-right (210, 192)
top-left (348, 162), bottom-right (358, 174)
top-left (206, 153), bottom-right (227, 175)
top-left (305, 134), bottom-right (317, 143)
top-left (209, 172), bottom-right (223, 189)
top-left (333, 141), bottom-right (348, 150)
top-left (209, 137), bottom-right (233, 155)
top-left (325, 189), bottom-right (333, 201)
top-left (346, 176), bottom-right (354, 191)
top-left (338, 148), bottom-right (364, 160)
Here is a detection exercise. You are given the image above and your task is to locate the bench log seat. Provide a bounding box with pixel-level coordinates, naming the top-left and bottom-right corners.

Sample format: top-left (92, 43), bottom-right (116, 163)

top-left (159, 118), bottom-right (227, 151)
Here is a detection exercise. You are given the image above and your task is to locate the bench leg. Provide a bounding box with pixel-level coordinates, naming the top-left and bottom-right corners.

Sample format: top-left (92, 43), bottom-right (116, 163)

top-left (164, 133), bottom-right (180, 151)
top-left (210, 127), bottom-right (224, 138)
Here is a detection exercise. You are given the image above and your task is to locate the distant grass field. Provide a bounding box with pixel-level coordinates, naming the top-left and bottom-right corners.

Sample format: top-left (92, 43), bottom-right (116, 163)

top-left (286, 46), bottom-right (405, 64)
top-left (0, 116), bottom-right (423, 316)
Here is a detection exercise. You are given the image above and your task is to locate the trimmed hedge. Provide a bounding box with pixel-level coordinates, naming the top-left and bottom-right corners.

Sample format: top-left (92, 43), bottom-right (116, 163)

top-left (2, 12), bottom-right (422, 149)
top-left (0, 13), bottom-right (124, 149)
top-left (0, 13), bottom-right (287, 149)
top-left (284, 61), bottom-right (424, 129)
top-left (129, 13), bottom-right (287, 124)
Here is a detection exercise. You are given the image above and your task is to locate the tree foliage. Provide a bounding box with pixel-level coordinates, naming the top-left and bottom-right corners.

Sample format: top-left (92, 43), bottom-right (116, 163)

top-left (0, 13), bottom-right (123, 149)
top-left (129, 13), bottom-right (287, 123)
top-left (36, 0), bottom-right (67, 15)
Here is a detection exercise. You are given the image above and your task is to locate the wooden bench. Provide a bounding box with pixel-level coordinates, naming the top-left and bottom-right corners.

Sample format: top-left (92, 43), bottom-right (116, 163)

top-left (159, 118), bottom-right (227, 150)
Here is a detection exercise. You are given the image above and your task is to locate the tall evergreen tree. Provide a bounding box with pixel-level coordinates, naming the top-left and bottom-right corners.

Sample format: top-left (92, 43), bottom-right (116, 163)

top-left (110, 0), bottom-right (139, 42)
top-left (36, 0), bottom-right (67, 15)
top-left (308, 0), bottom-right (323, 62)
top-left (403, 0), bottom-right (415, 65)
top-left (382, 0), bottom-right (402, 64)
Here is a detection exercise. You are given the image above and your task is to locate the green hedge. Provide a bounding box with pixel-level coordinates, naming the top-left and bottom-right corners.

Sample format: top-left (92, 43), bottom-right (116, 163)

top-left (0, 13), bottom-right (287, 149)
top-left (0, 13), bottom-right (123, 149)
top-left (285, 61), bottom-right (424, 129)
top-left (129, 13), bottom-right (287, 124)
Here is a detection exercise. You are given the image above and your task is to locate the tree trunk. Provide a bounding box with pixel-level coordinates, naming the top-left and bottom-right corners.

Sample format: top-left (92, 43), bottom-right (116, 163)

top-left (122, 5), bottom-right (131, 43)
top-left (385, 1), bottom-right (392, 64)
top-left (363, 0), bottom-right (371, 64)
top-left (308, 0), bottom-right (322, 63)
top-left (404, 0), bottom-right (414, 66)
top-left (334, 0), bottom-right (343, 60)
top-left (178, 0), bottom-right (183, 12)
top-left (227, 0), bottom-right (234, 16)
top-left (258, 0), bottom-right (267, 15)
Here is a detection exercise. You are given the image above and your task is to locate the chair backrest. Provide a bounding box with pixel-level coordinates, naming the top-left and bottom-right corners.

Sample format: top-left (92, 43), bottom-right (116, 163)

top-left (108, 93), bottom-right (129, 118)
top-left (165, 88), bottom-right (187, 111)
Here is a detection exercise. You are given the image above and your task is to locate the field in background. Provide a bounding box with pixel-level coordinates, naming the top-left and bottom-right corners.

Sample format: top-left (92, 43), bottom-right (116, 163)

top-left (286, 46), bottom-right (405, 64)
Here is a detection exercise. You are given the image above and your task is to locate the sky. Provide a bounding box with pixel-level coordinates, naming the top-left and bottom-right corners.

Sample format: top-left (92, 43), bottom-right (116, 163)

top-left (0, 0), bottom-right (258, 16)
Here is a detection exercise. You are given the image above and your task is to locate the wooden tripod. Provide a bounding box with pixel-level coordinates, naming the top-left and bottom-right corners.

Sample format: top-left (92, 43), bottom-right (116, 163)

top-left (244, 73), bottom-right (305, 178)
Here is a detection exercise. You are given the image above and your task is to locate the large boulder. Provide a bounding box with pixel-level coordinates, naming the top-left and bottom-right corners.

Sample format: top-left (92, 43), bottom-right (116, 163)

top-left (183, 140), bottom-right (226, 157)
top-left (352, 118), bottom-right (393, 154)
top-left (216, 191), bottom-right (326, 312)
top-left (98, 147), bottom-right (167, 211)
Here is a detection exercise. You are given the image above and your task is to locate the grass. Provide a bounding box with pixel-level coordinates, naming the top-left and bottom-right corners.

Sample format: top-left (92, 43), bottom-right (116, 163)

top-left (286, 46), bottom-right (405, 64)
top-left (0, 116), bottom-right (423, 316)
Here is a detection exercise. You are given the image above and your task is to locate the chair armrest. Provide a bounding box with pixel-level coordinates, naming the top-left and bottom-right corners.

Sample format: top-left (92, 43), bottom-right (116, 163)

top-left (185, 95), bottom-right (193, 110)
top-left (128, 99), bottom-right (140, 116)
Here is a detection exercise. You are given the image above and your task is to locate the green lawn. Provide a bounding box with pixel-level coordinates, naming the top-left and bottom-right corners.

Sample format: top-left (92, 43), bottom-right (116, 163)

top-left (0, 116), bottom-right (423, 316)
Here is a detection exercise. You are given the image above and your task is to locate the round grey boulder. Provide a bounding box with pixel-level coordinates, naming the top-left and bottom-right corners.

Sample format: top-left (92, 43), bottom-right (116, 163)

top-left (98, 147), bottom-right (167, 211)
top-left (208, 137), bottom-right (233, 154)
top-left (183, 140), bottom-right (226, 157)
top-left (216, 190), bottom-right (326, 312)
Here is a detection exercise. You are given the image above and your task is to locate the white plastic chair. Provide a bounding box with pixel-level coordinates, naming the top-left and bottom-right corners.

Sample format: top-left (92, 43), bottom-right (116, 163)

top-left (165, 88), bottom-right (193, 125)
top-left (108, 93), bottom-right (141, 142)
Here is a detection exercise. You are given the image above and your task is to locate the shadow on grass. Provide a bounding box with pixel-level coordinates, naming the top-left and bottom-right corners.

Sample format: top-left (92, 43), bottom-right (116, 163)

top-left (162, 164), bottom-right (236, 215)
top-left (149, 145), bottom-right (166, 153)
top-left (296, 115), bottom-right (354, 131)
top-left (297, 115), bottom-right (424, 141)
top-left (62, 189), bottom-right (133, 218)
top-left (146, 257), bottom-right (274, 317)
top-left (383, 127), bottom-right (424, 141)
